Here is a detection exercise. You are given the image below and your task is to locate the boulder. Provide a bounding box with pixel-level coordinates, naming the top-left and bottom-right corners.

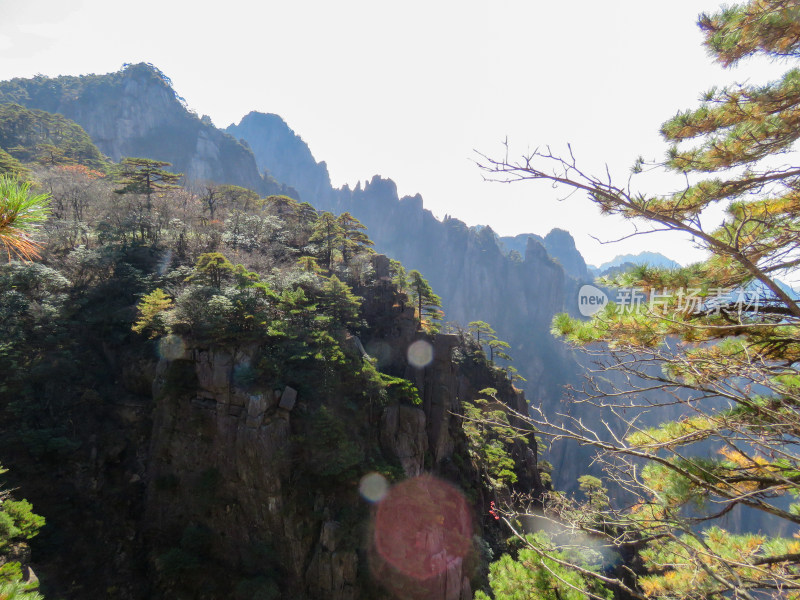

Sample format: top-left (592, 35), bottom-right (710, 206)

top-left (279, 386), bottom-right (297, 411)
top-left (246, 394), bottom-right (268, 428)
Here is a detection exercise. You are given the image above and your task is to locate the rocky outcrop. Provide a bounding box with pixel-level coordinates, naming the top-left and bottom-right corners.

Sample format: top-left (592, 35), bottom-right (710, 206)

top-left (499, 230), bottom-right (589, 281)
top-left (226, 112), bottom-right (335, 205)
top-left (305, 521), bottom-right (358, 600)
top-left (226, 112), bottom-right (598, 489)
top-left (0, 65), bottom-right (295, 196)
top-left (543, 228), bottom-right (590, 281)
top-left (0, 71), bottom-right (587, 440)
top-left (142, 268), bottom-right (544, 599)
top-left (0, 67), bottom-right (586, 493)
top-left (227, 112), bottom-right (584, 414)
top-left (332, 179), bottom-right (573, 407)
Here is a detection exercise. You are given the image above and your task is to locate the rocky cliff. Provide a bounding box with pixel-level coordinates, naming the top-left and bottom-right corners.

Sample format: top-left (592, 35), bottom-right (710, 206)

top-left (0, 241), bottom-right (543, 598)
top-left (226, 112), bottom-right (334, 206)
top-left (0, 68), bottom-right (589, 423)
top-left (0, 66), bottom-right (590, 492)
top-left (142, 260), bottom-right (543, 599)
top-left (226, 112), bottom-right (588, 404)
top-left (0, 64), bottom-right (294, 196)
top-left (226, 112), bottom-right (602, 487)
top-left (500, 229), bottom-right (589, 282)
top-left (332, 179), bottom-right (574, 407)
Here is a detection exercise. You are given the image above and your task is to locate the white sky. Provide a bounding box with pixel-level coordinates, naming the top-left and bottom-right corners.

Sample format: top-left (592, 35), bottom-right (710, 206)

top-left (0, 0), bottom-right (791, 266)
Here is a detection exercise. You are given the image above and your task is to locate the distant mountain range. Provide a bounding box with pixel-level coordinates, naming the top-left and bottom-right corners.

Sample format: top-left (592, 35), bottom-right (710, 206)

top-left (589, 251), bottom-right (682, 274)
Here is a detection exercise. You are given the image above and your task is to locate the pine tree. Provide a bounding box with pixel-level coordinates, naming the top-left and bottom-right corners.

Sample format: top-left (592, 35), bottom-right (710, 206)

top-left (132, 288), bottom-right (174, 339)
top-left (264, 194), bottom-right (298, 216)
top-left (114, 157), bottom-right (182, 210)
top-left (189, 252), bottom-right (235, 289)
top-left (297, 255), bottom-right (322, 274)
top-left (309, 211), bottom-right (344, 270)
top-left (408, 270), bottom-right (443, 332)
top-left (319, 274), bottom-right (362, 330)
top-left (477, 1), bottom-right (800, 598)
top-left (336, 211), bottom-right (373, 264)
top-left (0, 149), bottom-right (26, 178)
top-left (468, 320), bottom-right (513, 365)
top-left (0, 465), bottom-right (45, 597)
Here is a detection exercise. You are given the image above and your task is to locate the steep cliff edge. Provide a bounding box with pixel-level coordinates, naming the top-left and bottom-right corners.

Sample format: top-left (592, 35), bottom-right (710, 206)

top-left (227, 113), bottom-right (586, 414)
top-left (143, 258), bottom-right (543, 599)
top-left (335, 180), bottom-right (574, 407)
top-left (0, 232), bottom-right (544, 599)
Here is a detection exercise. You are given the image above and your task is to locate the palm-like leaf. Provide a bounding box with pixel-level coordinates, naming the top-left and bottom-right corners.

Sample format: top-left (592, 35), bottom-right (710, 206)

top-left (0, 579), bottom-right (44, 599)
top-left (0, 176), bottom-right (51, 261)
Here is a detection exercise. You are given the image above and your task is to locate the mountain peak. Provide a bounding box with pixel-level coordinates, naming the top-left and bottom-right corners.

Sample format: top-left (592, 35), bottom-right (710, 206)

top-left (0, 65), bottom-right (292, 194)
top-left (120, 62), bottom-right (175, 85)
top-left (499, 229), bottom-right (589, 281)
top-left (227, 112), bottom-right (332, 202)
top-left (592, 252), bottom-right (681, 273)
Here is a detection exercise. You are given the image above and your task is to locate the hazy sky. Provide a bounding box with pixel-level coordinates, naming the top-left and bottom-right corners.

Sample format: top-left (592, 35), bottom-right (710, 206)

top-left (0, 0), bottom-right (789, 265)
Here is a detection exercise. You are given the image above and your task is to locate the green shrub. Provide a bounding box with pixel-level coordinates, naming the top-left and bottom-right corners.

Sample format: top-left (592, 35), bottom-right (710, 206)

top-left (308, 406), bottom-right (364, 478)
top-left (381, 374), bottom-right (422, 406)
top-left (2, 501), bottom-right (44, 541)
top-left (0, 512), bottom-right (20, 543)
top-left (0, 561), bottom-right (22, 583)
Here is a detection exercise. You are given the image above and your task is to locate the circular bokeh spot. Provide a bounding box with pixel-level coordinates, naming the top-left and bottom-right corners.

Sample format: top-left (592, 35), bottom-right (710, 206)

top-left (407, 340), bottom-right (433, 368)
top-left (365, 340), bottom-right (392, 368)
top-left (374, 475), bottom-right (472, 580)
top-left (158, 335), bottom-right (186, 360)
top-left (359, 472), bottom-right (389, 503)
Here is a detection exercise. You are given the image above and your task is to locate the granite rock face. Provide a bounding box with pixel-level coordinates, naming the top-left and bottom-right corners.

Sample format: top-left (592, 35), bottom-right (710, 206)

top-left (380, 405), bottom-right (428, 477)
top-left (332, 180), bottom-right (573, 408)
top-left (228, 112), bottom-right (599, 489)
top-left (0, 64), bottom-right (294, 196)
top-left (142, 273), bottom-right (543, 599)
top-left (0, 68), bottom-right (586, 432)
top-left (543, 228), bottom-right (590, 281)
top-left (228, 112), bottom-right (583, 413)
top-left (227, 112), bottom-right (334, 205)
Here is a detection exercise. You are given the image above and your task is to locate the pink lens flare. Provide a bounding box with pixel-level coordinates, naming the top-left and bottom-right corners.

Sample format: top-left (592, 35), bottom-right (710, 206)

top-left (374, 475), bottom-right (472, 581)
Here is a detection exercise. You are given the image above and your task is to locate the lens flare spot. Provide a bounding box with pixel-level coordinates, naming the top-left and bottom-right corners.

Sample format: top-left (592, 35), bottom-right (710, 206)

top-left (407, 340), bottom-right (433, 368)
top-left (359, 472), bottom-right (389, 503)
top-left (158, 335), bottom-right (186, 360)
top-left (365, 340), bottom-right (392, 368)
top-left (374, 475), bottom-right (471, 580)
